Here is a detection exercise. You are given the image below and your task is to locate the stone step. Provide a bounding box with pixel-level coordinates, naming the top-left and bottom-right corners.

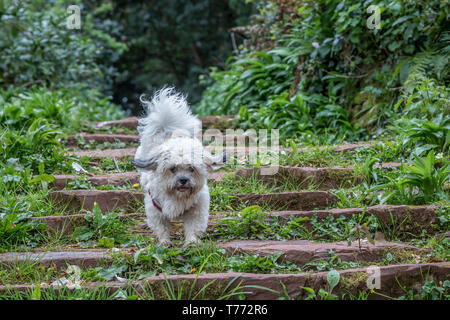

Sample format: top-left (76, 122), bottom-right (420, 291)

top-left (70, 146), bottom-right (290, 161)
top-left (66, 132), bottom-right (253, 148)
top-left (235, 166), bottom-right (362, 190)
top-left (32, 205), bottom-right (440, 240)
top-left (0, 250), bottom-right (113, 270)
top-left (95, 117), bottom-right (139, 130)
top-left (1, 263), bottom-right (447, 299)
top-left (30, 213), bottom-right (146, 236)
top-left (220, 240), bottom-right (425, 266)
top-left (271, 205), bottom-right (440, 236)
top-left (300, 141), bottom-right (377, 153)
top-left (48, 190), bottom-right (144, 213)
top-left (50, 171), bottom-right (228, 190)
top-left (51, 172), bottom-right (140, 189)
top-left (64, 133), bottom-right (140, 146)
top-left (70, 142), bottom-right (383, 161)
top-left (231, 191), bottom-right (338, 211)
top-left (0, 239), bottom-right (425, 271)
top-left (72, 148), bottom-right (137, 160)
top-left (48, 188), bottom-right (337, 213)
top-left (30, 213), bottom-right (225, 237)
top-left (95, 115), bottom-right (236, 131)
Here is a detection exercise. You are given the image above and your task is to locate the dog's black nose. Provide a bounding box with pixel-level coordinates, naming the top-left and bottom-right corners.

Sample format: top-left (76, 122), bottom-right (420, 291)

top-left (179, 177), bottom-right (188, 185)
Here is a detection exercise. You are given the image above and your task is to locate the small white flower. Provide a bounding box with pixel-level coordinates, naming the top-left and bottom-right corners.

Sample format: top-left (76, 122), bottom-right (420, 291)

top-left (312, 42), bottom-right (320, 49)
top-left (436, 153), bottom-right (443, 160)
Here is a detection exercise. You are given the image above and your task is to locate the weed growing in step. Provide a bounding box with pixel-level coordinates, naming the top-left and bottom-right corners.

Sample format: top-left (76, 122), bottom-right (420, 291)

top-left (409, 235), bottom-right (450, 262)
top-left (256, 270), bottom-right (342, 300)
top-left (85, 240), bottom-right (300, 282)
top-left (374, 151), bottom-right (449, 205)
top-left (0, 196), bottom-right (47, 251)
top-left (310, 213), bottom-right (379, 243)
top-left (72, 203), bottom-right (130, 247)
top-left (72, 136), bottom-right (138, 151)
top-left (137, 275), bottom-right (250, 300)
top-left (64, 179), bottom-right (136, 191)
top-left (279, 147), bottom-right (353, 168)
top-left (397, 280), bottom-right (450, 300)
top-left (212, 206), bottom-right (310, 240)
top-left (0, 260), bottom-right (59, 285)
top-left (100, 158), bottom-right (135, 172)
top-left (302, 250), bottom-right (362, 272)
top-left (0, 284), bottom-right (121, 300)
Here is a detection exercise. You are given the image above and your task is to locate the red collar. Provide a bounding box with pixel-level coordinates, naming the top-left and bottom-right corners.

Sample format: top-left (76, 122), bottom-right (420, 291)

top-left (148, 189), bottom-right (162, 212)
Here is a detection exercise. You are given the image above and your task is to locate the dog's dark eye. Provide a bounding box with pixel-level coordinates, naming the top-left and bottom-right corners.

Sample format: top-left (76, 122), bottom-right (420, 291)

top-left (189, 166), bottom-right (195, 173)
top-left (170, 167), bottom-right (176, 173)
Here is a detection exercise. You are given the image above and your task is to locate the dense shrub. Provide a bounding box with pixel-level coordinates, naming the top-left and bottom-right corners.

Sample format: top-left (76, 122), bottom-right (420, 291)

top-left (0, 0), bottom-right (126, 95)
top-left (195, 0), bottom-right (449, 145)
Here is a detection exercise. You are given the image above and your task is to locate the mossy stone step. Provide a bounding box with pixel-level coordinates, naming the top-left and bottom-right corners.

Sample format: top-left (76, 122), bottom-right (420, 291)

top-left (0, 250), bottom-right (113, 269)
top-left (64, 133), bottom-right (139, 146)
top-left (95, 115), bottom-right (236, 131)
top-left (271, 205), bottom-right (440, 236)
top-left (1, 263), bottom-right (447, 299)
top-left (0, 240), bottom-right (425, 271)
top-left (48, 190), bottom-right (338, 213)
top-left (32, 205), bottom-right (441, 240)
top-left (220, 240), bottom-right (425, 266)
top-left (48, 190), bottom-right (144, 213)
top-left (69, 142), bottom-right (382, 161)
top-left (235, 166), bottom-right (362, 190)
top-left (72, 147), bottom-right (137, 160)
top-left (231, 191), bottom-right (338, 211)
top-left (50, 171), bottom-right (227, 190)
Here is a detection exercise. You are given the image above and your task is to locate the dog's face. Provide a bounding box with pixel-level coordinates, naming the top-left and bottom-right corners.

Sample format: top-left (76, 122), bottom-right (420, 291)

top-left (160, 161), bottom-right (204, 197)
top-left (132, 137), bottom-right (223, 198)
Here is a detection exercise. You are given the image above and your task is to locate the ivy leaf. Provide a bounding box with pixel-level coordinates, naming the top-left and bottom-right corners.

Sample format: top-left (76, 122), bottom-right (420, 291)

top-left (327, 269), bottom-right (340, 293)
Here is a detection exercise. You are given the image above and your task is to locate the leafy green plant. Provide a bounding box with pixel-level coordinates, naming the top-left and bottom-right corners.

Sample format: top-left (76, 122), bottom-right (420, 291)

top-left (212, 205), bottom-right (310, 240)
top-left (375, 151), bottom-right (449, 204)
top-left (72, 203), bottom-right (128, 244)
top-left (0, 209), bottom-right (45, 250)
top-left (302, 250), bottom-right (362, 272)
top-left (196, 0), bottom-right (449, 144)
top-left (397, 280), bottom-right (450, 300)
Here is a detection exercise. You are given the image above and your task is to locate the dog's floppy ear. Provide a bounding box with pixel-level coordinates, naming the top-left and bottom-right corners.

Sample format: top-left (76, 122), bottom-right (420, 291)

top-left (204, 151), bottom-right (227, 171)
top-left (131, 157), bottom-right (158, 171)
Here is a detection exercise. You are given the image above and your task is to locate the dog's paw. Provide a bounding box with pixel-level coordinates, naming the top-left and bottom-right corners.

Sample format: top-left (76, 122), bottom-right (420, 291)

top-left (157, 239), bottom-right (173, 247)
top-left (183, 237), bottom-right (201, 247)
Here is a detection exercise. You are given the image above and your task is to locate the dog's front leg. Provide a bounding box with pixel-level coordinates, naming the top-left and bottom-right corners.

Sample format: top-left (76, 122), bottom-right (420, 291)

top-left (182, 198), bottom-right (209, 246)
top-left (146, 207), bottom-right (172, 246)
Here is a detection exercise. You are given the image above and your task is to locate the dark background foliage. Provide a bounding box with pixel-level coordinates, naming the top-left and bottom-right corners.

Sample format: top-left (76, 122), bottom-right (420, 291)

top-left (82, 0), bottom-right (254, 114)
top-left (0, 0), bottom-right (254, 114)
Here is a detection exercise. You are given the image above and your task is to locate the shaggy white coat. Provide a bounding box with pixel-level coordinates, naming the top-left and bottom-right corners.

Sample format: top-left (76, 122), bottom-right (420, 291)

top-left (134, 88), bottom-right (219, 246)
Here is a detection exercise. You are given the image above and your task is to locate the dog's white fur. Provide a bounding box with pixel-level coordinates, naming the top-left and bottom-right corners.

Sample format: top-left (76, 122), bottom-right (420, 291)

top-left (134, 87), bottom-right (220, 246)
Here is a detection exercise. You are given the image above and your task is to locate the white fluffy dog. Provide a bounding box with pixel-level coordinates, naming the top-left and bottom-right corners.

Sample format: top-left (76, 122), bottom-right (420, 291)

top-left (132, 88), bottom-right (224, 246)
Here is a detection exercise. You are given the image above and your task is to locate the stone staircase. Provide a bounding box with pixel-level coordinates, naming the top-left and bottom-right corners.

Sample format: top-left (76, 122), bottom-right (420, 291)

top-left (1, 115), bottom-right (448, 300)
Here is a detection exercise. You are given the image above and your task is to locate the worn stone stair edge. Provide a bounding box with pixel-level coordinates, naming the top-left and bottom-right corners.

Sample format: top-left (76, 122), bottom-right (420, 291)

top-left (235, 166), bottom-right (363, 190)
top-left (95, 116), bottom-right (235, 130)
top-left (64, 132), bottom-right (258, 146)
top-left (49, 164), bottom-right (405, 191)
top-left (272, 204), bottom-right (440, 226)
top-left (0, 240), bottom-right (428, 270)
top-left (48, 190), bottom-right (339, 213)
top-left (32, 204), bottom-right (440, 238)
top-left (0, 262), bottom-right (448, 300)
top-left (29, 213), bottom-right (146, 236)
top-left (64, 133), bottom-right (140, 146)
top-left (50, 171), bottom-right (228, 190)
top-left (69, 141), bottom-right (383, 160)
